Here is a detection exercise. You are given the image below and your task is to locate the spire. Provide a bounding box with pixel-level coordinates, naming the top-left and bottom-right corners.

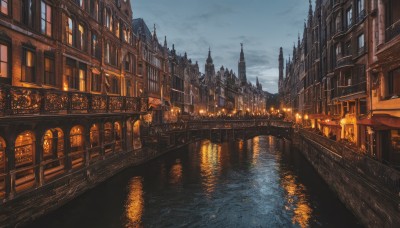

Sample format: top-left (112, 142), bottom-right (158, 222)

top-left (152, 24), bottom-right (157, 41)
top-left (184, 52), bottom-right (187, 59)
top-left (308, 0), bottom-right (312, 17)
top-left (240, 43), bottom-right (245, 61)
top-left (164, 36), bottom-right (167, 48)
top-left (206, 47), bottom-right (213, 64)
top-left (298, 33), bottom-right (301, 47)
top-left (279, 47), bottom-right (284, 82)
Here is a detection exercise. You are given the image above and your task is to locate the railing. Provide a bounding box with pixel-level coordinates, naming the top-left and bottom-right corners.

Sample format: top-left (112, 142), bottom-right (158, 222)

top-left (339, 81), bottom-right (366, 97)
top-left (146, 119), bottom-right (293, 136)
top-left (355, 10), bottom-right (366, 24)
top-left (0, 85), bottom-right (148, 116)
top-left (336, 55), bottom-right (353, 69)
top-left (300, 129), bottom-right (400, 194)
top-left (386, 19), bottom-right (400, 42)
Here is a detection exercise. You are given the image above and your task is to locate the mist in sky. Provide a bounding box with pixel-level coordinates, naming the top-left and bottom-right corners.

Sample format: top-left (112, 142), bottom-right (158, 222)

top-left (132, 0), bottom-right (310, 93)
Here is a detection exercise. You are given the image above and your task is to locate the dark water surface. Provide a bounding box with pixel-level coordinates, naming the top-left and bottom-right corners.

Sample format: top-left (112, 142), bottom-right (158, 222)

top-left (27, 136), bottom-right (363, 227)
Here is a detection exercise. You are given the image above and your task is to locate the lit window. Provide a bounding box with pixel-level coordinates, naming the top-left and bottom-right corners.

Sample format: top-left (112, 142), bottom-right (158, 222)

top-left (78, 24), bottom-right (85, 50)
top-left (116, 21), bottom-right (120, 38)
top-left (41, 1), bottom-right (52, 37)
top-left (0, 44), bottom-right (8, 78)
top-left (66, 17), bottom-right (73, 46)
top-left (79, 63), bottom-right (86, 92)
top-left (44, 56), bottom-right (55, 86)
top-left (105, 42), bottom-right (110, 63)
top-left (0, 0), bottom-right (8, 15)
top-left (22, 48), bottom-right (36, 83)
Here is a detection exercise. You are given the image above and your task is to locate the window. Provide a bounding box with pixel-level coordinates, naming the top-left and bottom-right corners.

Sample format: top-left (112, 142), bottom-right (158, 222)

top-left (66, 17), bottom-right (74, 46)
top-left (0, 44), bottom-right (8, 79)
top-left (357, 34), bottom-right (365, 53)
top-left (357, 0), bottom-right (364, 15)
top-left (22, 48), bottom-right (36, 83)
top-left (388, 67), bottom-right (400, 98)
top-left (91, 0), bottom-right (99, 21)
top-left (126, 79), bottom-right (131, 97)
top-left (91, 73), bottom-right (101, 92)
top-left (79, 0), bottom-right (84, 9)
top-left (42, 129), bottom-right (64, 181)
top-left (344, 41), bottom-right (351, 56)
top-left (114, 122), bottom-right (122, 152)
top-left (15, 131), bottom-right (36, 192)
top-left (79, 63), bottom-right (86, 92)
top-left (44, 56), bottom-right (55, 86)
top-left (66, 58), bottom-right (78, 90)
top-left (22, 0), bottom-right (34, 28)
top-left (92, 33), bottom-right (100, 59)
top-left (125, 54), bottom-right (131, 72)
top-left (105, 8), bottom-right (112, 31)
top-left (116, 21), bottom-right (120, 38)
top-left (70, 126), bottom-right (84, 168)
top-left (111, 76), bottom-right (120, 94)
top-left (0, 0), bottom-right (8, 15)
top-left (335, 13), bottom-right (341, 32)
top-left (78, 24), bottom-right (85, 51)
top-left (346, 7), bottom-right (352, 28)
top-left (41, 1), bottom-right (52, 37)
top-left (89, 124), bottom-right (100, 159)
top-left (335, 43), bottom-right (342, 58)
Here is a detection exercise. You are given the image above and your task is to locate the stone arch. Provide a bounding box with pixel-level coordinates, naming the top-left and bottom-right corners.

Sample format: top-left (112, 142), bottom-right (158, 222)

top-left (42, 128), bottom-right (65, 181)
top-left (133, 120), bottom-right (141, 150)
top-left (14, 131), bottom-right (36, 192)
top-left (70, 125), bottom-right (85, 169)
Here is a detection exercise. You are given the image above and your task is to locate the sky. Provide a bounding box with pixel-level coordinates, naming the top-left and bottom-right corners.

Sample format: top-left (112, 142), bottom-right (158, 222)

top-left (132, 0), bottom-right (311, 94)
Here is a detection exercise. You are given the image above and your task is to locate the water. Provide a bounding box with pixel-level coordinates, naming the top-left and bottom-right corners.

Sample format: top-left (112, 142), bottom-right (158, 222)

top-left (27, 136), bottom-right (363, 227)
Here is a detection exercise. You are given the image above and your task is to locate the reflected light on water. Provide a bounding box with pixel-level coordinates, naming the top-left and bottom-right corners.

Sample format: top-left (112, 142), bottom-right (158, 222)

top-left (252, 136), bottom-right (260, 164)
top-left (200, 140), bottom-right (220, 197)
top-left (125, 176), bottom-right (144, 227)
top-left (281, 174), bottom-right (312, 228)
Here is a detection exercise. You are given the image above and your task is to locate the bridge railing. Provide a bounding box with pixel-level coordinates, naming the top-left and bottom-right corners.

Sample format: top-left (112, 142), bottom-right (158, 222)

top-left (146, 119), bottom-right (293, 136)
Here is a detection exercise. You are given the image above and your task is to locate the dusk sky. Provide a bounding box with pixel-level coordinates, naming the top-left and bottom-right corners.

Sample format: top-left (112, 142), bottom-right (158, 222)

top-left (133, 0), bottom-right (310, 93)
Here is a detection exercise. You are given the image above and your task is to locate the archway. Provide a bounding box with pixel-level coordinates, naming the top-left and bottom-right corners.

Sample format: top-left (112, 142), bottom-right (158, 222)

top-left (104, 122), bottom-right (113, 154)
top-left (114, 122), bottom-right (122, 152)
top-left (90, 124), bottom-right (100, 160)
top-left (70, 126), bottom-right (84, 169)
top-left (42, 128), bottom-right (65, 181)
top-left (126, 120), bottom-right (133, 151)
top-left (15, 131), bottom-right (36, 192)
top-left (133, 120), bottom-right (141, 150)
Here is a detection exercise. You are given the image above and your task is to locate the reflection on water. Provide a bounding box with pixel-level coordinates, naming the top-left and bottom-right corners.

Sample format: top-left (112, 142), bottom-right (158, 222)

top-left (200, 141), bottom-right (220, 196)
top-left (28, 136), bottom-right (362, 228)
top-left (125, 177), bottom-right (144, 227)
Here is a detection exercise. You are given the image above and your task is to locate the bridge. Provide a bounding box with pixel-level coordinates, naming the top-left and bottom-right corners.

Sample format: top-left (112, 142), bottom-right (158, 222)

top-left (142, 119), bottom-right (293, 150)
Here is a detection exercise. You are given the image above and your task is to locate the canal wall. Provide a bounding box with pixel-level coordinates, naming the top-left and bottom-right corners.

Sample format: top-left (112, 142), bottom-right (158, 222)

top-left (0, 148), bottom-right (169, 227)
top-left (294, 129), bottom-right (400, 228)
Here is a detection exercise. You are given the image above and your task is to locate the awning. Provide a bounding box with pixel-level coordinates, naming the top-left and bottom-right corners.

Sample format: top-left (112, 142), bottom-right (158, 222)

top-left (320, 121), bottom-right (341, 128)
top-left (309, 113), bottom-right (328, 119)
top-left (357, 114), bottom-right (400, 129)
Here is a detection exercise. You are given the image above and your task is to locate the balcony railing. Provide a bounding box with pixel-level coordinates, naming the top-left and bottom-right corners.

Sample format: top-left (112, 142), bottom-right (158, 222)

top-left (0, 85), bottom-right (148, 116)
top-left (336, 55), bottom-right (354, 69)
top-left (339, 81), bottom-right (366, 97)
top-left (386, 19), bottom-right (400, 42)
top-left (355, 10), bottom-right (366, 24)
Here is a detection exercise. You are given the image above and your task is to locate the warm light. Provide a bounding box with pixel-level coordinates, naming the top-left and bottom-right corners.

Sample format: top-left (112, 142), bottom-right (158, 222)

top-left (340, 118), bottom-right (346, 125)
top-left (271, 107), bottom-right (274, 111)
top-left (304, 114), bottom-right (309, 120)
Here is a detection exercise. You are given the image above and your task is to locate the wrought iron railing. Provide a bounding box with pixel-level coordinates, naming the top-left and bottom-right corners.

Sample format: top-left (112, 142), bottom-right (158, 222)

top-left (339, 81), bottom-right (366, 97)
top-left (0, 85), bottom-right (148, 116)
top-left (386, 19), bottom-right (400, 42)
top-left (336, 55), bottom-right (353, 69)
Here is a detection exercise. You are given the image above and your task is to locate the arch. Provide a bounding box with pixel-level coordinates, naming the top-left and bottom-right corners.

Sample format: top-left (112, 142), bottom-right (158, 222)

top-left (0, 137), bottom-right (6, 198)
top-left (89, 124), bottom-right (100, 160)
top-left (14, 131), bottom-right (36, 192)
top-left (114, 121), bottom-right (122, 152)
top-left (133, 120), bottom-right (142, 150)
top-left (42, 128), bottom-right (65, 181)
top-left (126, 120), bottom-right (133, 151)
top-left (70, 125), bottom-right (84, 169)
top-left (104, 122), bottom-right (113, 154)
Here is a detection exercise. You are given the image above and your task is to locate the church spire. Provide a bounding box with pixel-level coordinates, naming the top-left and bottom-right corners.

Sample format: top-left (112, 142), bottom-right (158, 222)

top-left (164, 36), bottom-right (167, 48)
top-left (240, 43), bottom-right (245, 61)
top-left (206, 47), bottom-right (213, 64)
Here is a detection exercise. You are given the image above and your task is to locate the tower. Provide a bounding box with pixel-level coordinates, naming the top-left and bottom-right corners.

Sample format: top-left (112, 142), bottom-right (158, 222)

top-left (205, 47), bottom-right (215, 84)
top-left (278, 47), bottom-right (284, 95)
top-left (238, 43), bottom-right (247, 85)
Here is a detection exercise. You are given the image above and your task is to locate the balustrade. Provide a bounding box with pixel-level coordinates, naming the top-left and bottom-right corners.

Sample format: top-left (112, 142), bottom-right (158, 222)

top-left (0, 85), bottom-right (147, 116)
top-left (386, 19), bottom-right (400, 42)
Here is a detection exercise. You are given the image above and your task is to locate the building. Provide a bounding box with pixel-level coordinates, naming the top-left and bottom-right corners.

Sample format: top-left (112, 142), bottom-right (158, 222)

top-left (279, 0), bottom-right (400, 168)
top-left (0, 0), bottom-right (147, 200)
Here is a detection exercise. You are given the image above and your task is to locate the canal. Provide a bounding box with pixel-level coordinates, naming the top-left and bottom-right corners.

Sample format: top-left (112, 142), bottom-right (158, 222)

top-left (27, 136), bottom-right (362, 227)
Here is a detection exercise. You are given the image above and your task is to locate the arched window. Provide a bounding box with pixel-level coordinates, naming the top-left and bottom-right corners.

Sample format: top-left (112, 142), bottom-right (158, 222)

top-left (90, 124), bottom-right (100, 160)
top-left (70, 126), bottom-right (84, 168)
top-left (15, 131), bottom-right (35, 192)
top-left (0, 137), bottom-right (6, 198)
top-left (42, 128), bottom-right (65, 181)
top-left (114, 122), bottom-right (122, 152)
top-left (126, 120), bottom-right (132, 151)
top-left (104, 122), bottom-right (113, 154)
top-left (133, 121), bottom-right (141, 150)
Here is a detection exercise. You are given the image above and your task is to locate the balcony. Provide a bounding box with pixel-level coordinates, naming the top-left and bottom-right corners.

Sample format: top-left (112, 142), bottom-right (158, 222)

top-left (335, 55), bottom-right (354, 70)
top-left (338, 81), bottom-right (367, 100)
top-left (332, 0), bottom-right (342, 11)
top-left (332, 27), bottom-right (345, 40)
top-left (0, 85), bottom-right (148, 117)
top-left (386, 20), bottom-right (400, 42)
top-left (355, 10), bottom-right (366, 24)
